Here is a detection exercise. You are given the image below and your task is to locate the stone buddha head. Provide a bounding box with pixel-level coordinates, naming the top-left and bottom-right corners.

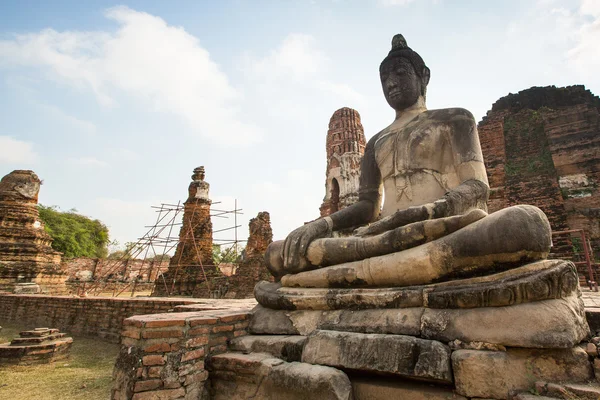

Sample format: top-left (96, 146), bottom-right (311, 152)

top-left (380, 34), bottom-right (431, 111)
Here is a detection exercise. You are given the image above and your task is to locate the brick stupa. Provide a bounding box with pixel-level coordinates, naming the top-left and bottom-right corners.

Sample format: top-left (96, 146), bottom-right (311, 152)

top-left (0, 170), bottom-right (66, 293)
top-left (152, 167), bottom-right (215, 297)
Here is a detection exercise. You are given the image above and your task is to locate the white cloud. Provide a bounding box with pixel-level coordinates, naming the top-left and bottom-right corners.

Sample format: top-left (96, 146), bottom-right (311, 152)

top-left (566, 1), bottom-right (600, 82)
top-left (38, 103), bottom-right (97, 135)
top-left (67, 156), bottom-right (107, 167)
top-left (250, 34), bottom-right (328, 81)
top-left (0, 6), bottom-right (261, 146)
top-left (0, 136), bottom-right (38, 164)
top-left (380, 0), bottom-right (417, 6)
top-left (111, 147), bottom-right (140, 162)
top-left (244, 33), bottom-right (365, 116)
top-left (380, 0), bottom-right (440, 6)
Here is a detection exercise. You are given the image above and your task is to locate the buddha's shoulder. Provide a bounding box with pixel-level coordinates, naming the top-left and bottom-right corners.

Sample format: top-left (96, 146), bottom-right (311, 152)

top-left (422, 107), bottom-right (476, 123)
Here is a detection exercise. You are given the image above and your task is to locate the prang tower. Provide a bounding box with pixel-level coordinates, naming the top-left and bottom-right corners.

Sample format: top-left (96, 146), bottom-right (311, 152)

top-left (319, 107), bottom-right (367, 217)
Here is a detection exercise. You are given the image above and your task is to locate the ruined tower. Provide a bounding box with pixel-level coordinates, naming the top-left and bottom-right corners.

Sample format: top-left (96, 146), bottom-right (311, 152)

top-left (0, 170), bottom-right (66, 293)
top-left (152, 166), bottom-right (215, 297)
top-left (319, 107), bottom-right (366, 217)
top-left (478, 85), bottom-right (600, 255)
top-left (224, 211), bottom-right (273, 299)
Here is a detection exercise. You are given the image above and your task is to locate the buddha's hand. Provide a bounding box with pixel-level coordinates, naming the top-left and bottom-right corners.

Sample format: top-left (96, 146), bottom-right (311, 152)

top-left (354, 200), bottom-right (449, 237)
top-left (282, 218), bottom-right (330, 270)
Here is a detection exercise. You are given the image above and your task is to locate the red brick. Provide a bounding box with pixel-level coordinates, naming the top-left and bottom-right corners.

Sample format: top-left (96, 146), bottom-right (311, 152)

top-left (142, 355), bottom-right (165, 366)
top-left (147, 366), bottom-right (162, 378)
top-left (144, 318), bottom-right (186, 328)
top-left (211, 325), bottom-right (233, 333)
top-left (219, 313), bottom-right (248, 323)
top-left (142, 329), bottom-right (184, 339)
top-left (186, 336), bottom-right (208, 348)
top-left (134, 379), bottom-right (162, 392)
top-left (189, 317), bottom-right (219, 326)
top-left (181, 348), bottom-right (205, 362)
top-left (233, 330), bottom-right (247, 337)
top-left (188, 327), bottom-right (210, 336)
top-left (143, 342), bottom-right (171, 353)
top-left (122, 329), bottom-right (141, 339)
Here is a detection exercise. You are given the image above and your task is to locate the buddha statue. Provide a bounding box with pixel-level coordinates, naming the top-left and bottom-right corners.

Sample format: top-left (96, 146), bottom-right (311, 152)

top-left (248, 34), bottom-right (588, 378)
top-left (264, 34), bottom-right (552, 289)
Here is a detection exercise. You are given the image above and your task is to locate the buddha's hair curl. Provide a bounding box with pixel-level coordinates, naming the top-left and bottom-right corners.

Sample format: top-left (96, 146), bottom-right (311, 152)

top-left (380, 34), bottom-right (428, 79)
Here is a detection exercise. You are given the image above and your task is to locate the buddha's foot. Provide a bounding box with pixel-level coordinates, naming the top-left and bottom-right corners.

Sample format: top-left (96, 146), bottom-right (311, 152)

top-left (281, 205), bottom-right (551, 288)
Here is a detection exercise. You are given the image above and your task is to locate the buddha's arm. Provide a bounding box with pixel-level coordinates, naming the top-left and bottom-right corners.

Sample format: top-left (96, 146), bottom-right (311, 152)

top-left (281, 135), bottom-right (382, 268)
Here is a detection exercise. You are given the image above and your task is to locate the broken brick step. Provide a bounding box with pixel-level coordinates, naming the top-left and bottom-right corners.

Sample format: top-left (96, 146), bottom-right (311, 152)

top-left (11, 333), bottom-right (66, 345)
top-left (19, 328), bottom-right (58, 337)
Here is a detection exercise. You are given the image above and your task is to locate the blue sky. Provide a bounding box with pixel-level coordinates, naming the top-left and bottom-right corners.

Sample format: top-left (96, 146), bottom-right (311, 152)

top-left (1, 0), bottom-right (598, 250)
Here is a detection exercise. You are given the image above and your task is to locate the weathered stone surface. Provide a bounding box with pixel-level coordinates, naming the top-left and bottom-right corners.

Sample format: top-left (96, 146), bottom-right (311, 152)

top-left (229, 335), bottom-right (306, 362)
top-left (282, 205), bottom-right (551, 289)
top-left (257, 260), bottom-right (577, 311)
top-left (249, 305), bottom-right (423, 336)
top-left (421, 294), bottom-right (589, 348)
top-left (0, 170), bottom-right (66, 294)
top-left (452, 347), bottom-right (593, 399)
top-left (255, 280), bottom-right (424, 310)
top-left (351, 377), bottom-right (466, 400)
top-left (537, 381), bottom-right (600, 400)
top-left (302, 330), bottom-right (452, 384)
top-left (207, 352), bottom-right (353, 400)
top-left (320, 107), bottom-right (366, 217)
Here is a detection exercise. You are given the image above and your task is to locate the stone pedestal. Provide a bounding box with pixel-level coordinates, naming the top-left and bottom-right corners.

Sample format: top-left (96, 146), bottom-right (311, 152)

top-left (0, 327), bottom-right (73, 365)
top-left (225, 259), bottom-right (595, 399)
top-left (0, 170), bottom-right (66, 294)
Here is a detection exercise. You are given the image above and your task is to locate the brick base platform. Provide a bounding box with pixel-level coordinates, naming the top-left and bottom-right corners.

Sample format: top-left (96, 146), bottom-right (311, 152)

top-left (0, 327), bottom-right (73, 365)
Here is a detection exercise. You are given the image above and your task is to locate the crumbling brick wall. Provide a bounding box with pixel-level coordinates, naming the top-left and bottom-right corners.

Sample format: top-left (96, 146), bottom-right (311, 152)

top-left (479, 85), bottom-right (600, 276)
top-left (0, 294), bottom-right (196, 343)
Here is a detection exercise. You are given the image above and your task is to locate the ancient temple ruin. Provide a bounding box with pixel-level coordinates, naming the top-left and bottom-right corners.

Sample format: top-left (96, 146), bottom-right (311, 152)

top-left (223, 211), bottom-right (273, 298)
top-left (319, 107), bottom-right (366, 217)
top-left (479, 85), bottom-right (600, 274)
top-left (152, 167), bottom-right (215, 297)
top-left (0, 170), bottom-right (66, 293)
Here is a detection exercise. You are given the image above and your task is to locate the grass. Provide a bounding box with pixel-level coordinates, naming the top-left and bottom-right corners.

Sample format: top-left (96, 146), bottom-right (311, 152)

top-left (0, 321), bottom-right (119, 400)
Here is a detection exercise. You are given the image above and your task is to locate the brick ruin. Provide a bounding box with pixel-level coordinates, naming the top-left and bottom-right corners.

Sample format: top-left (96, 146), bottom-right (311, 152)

top-left (0, 327), bottom-right (72, 365)
top-left (0, 170), bottom-right (66, 294)
top-left (221, 211), bottom-right (273, 299)
top-left (64, 257), bottom-right (169, 283)
top-left (319, 107), bottom-right (366, 217)
top-left (152, 167), bottom-right (215, 297)
top-left (478, 85), bottom-right (600, 275)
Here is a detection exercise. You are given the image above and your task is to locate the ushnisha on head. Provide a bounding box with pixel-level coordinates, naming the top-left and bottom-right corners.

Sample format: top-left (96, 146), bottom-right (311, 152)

top-left (379, 34), bottom-right (431, 111)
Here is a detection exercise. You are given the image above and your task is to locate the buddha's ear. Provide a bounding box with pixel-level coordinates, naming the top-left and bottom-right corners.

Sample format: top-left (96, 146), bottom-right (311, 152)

top-left (421, 66), bottom-right (431, 87)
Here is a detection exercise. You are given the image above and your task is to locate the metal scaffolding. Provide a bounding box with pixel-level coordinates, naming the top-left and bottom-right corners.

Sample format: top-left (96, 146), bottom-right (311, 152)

top-left (78, 199), bottom-right (245, 297)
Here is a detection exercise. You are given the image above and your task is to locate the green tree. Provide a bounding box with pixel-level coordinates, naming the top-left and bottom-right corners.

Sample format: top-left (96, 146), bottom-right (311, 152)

top-left (212, 244), bottom-right (245, 264)
top-left (37, 205), bottom-right (111, 259)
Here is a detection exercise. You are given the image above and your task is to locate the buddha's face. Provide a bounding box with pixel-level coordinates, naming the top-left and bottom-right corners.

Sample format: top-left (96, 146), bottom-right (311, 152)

top-left (380, 58), bottom-right (423, 111)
